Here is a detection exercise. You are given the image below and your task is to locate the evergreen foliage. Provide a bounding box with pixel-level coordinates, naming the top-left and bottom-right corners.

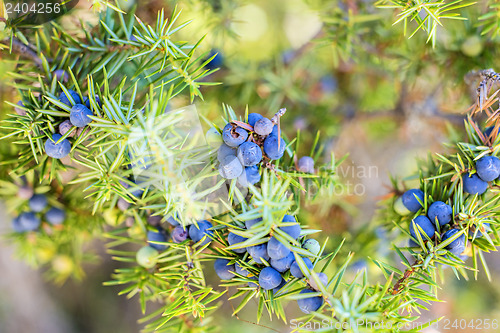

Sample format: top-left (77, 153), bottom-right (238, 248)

top-left (1, 1), bottom-right (500, 332)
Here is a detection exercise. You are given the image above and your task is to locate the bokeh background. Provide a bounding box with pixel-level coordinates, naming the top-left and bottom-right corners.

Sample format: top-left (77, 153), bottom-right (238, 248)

top-left (1, 0), bottom-right (500, 332)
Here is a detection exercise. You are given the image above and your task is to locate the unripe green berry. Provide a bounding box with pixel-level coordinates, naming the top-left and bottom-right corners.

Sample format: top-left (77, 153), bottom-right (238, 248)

top-left (461, 36), bottom-right (483, 58)
top-left (136, 246), bottom-right (159, 268)
top-left (303, 239), bottom-right (321, 256)
top-left (393, 196), bottom-right (411, 216)
top-left (52, 255), bottom-right (73, 274)
top-left (205, 127), bottom-right (223, 148)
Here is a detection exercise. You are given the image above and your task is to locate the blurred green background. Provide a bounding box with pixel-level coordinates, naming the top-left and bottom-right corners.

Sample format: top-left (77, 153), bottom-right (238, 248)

top-left (1, 0), bottom-right (500, 332)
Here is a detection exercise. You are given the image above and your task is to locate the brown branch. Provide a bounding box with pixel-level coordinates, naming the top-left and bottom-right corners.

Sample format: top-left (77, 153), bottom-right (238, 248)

top-left (391, 260), bottom-right (422, 295)
top-left (7, 37), bottom-right (44, 66)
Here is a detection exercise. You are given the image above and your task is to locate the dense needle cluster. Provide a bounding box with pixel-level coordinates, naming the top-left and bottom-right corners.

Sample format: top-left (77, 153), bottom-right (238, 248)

top-left (20, 74), bottom-right (102, 160)
top-left (395, 183), bottom-right (491, 258)
top-left (212, 214), bottom-right (325, 314)
top-left (132, 211), bottom-right (329, 314)
top-left (130, 108), bottom-right (324, 313)
top-left (136, 217), bottom-right (214, 268)
top-left (5, 4), bottom-right (500, 331)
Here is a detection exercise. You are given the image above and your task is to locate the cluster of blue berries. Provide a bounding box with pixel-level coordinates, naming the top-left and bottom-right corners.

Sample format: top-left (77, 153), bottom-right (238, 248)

top-left (394, 188), bottom-right (489, 258)
top-left (208, 112), bottom-right (290, 187)
top-left (12, 192), bottom-right (66, 233)
top-left (44, 86), bottom-right (101, 159)
top-left (462, 154), bottom-right (500, 195)
top-left (136, 217), bottom-right (214, 268)
top-left (171, 218), bottom-right (214, 245)
top-left (212, 215), bottom-right (325, 314)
